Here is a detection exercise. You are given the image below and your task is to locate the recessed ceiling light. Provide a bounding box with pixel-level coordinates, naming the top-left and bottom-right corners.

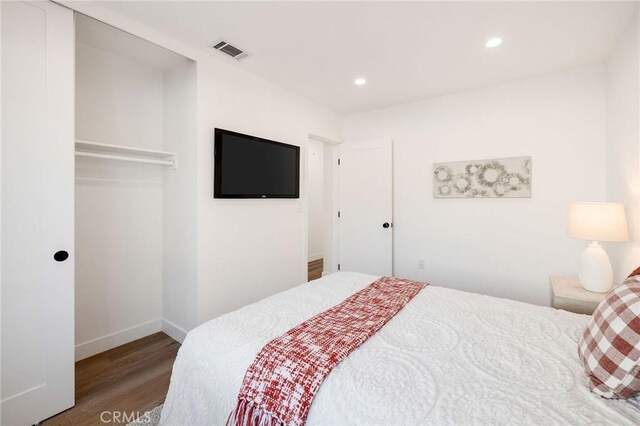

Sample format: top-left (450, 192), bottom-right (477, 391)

top-left (485, 37), bottom-right (502, 48)
top-left (354, 78), bottom-right (366, 86)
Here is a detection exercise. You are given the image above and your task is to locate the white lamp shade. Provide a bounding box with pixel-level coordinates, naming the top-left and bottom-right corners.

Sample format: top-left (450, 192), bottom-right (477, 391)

top-left (568, 202), bottom-right (629, 242)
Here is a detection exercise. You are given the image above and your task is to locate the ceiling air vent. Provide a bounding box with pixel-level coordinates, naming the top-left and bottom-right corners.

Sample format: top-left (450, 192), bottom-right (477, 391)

top-left (212, 40), bottom-right (247, 60)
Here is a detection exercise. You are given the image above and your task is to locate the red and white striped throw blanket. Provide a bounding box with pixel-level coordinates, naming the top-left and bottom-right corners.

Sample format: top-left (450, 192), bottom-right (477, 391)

top-left (227, 276), bottom-right (428, 426)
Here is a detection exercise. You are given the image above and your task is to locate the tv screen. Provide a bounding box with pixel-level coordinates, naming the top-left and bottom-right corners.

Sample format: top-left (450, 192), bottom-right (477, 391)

top-left (214, 128), bottom-right (300, 198)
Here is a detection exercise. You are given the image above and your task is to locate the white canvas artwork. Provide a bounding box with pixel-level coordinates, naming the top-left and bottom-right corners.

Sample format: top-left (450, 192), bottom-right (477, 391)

top-left (433, 157), bottom-right (531, 198)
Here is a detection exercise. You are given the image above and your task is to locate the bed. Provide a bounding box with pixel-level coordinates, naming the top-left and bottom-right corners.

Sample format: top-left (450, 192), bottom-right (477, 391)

top-left (159, 272), bottom-right (640, 425)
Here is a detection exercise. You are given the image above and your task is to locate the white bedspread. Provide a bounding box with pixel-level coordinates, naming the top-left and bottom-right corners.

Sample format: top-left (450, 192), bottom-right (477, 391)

top-left (160, 272), bottom-right (640, 425)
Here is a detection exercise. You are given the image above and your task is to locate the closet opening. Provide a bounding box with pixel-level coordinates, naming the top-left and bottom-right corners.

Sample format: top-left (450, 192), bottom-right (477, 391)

top-left (74, 13), bottom-right (197, 365)
top-left (57, 12), bottom-right (198, 423)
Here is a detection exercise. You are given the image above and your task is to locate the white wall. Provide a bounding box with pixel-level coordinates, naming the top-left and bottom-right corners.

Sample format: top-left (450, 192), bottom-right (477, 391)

top-left (196, 58), bottom-right (342, 323)
top-left (0, 2), bottom-right (4, 423)
top-left (62, 0), bottom-right (631, 327)
top-left (605, 12), bottom-right (640, 283)
top-left (66, 2), bottom-right (342, 338)
top-left (75, 43), bottom-right (165, 150)
top-left (343, 65), bottom-right (607, 306)
top-left (163, 60), bottom-right (198, 338)
top-left (75, 43), bottom-right (164, 358)
top-left (307, 138), bottom-right (324, 262)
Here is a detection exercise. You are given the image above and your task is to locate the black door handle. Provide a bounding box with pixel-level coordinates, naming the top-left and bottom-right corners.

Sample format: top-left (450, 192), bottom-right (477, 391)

top-left (54, 250), bottom-right (69, 262)
top-left (383, 222), bottom-right (390, 229)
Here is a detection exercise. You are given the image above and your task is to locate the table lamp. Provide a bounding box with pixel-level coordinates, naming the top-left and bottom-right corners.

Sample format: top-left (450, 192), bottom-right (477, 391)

top-left (567, 202), bottom-right (629, 293)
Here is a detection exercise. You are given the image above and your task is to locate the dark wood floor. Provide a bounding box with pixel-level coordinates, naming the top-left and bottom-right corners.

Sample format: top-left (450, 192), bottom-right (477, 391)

top-left (308, 258), bottom-right (323, 281)
top-left (44, 332), bottom-right (180, 426)
top-left (43, 263), bottom-right (322, 426)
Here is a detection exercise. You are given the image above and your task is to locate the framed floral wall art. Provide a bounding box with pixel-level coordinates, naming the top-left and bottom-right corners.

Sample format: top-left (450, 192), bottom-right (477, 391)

top-left (433, 157), bottom-right (531, 198)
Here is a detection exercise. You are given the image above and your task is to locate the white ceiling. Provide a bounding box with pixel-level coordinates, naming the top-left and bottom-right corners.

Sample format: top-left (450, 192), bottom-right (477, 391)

top-left (96, 1), bottom-right (639, 114)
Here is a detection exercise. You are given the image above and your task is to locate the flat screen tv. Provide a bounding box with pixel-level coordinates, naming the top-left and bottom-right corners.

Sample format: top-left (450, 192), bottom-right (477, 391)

top-left (214, 128), bottom-right (300, 198)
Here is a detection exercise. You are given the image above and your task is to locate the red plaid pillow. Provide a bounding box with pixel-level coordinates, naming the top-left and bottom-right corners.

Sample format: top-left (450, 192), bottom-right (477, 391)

top-left (578, 280), bottom-right (640, 399)
top-left (627, 266), bottom-right (640, 278)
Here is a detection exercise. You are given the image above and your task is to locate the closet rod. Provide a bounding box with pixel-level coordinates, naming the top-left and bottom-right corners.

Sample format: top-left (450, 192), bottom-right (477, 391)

top-left (76, 151), bottom-right (175, 167)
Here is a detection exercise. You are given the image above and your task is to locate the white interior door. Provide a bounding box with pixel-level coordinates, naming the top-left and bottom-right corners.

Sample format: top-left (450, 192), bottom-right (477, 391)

top-left (1, 1), bottom-right (75, 424)
top-left (338, 139), bottom-right (393, 276)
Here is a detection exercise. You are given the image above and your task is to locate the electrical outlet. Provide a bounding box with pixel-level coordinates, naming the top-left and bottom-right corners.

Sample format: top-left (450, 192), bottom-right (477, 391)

top-left (418, 259), bottom-right (425, 270)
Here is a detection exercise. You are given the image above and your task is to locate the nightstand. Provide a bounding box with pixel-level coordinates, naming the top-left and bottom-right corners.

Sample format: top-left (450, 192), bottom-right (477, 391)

top-left (549, 275), bottom-right (606, 315)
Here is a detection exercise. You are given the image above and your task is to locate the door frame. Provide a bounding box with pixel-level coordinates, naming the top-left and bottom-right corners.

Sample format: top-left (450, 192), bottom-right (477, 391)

top-left (303, 133), bottom-right (341, 280)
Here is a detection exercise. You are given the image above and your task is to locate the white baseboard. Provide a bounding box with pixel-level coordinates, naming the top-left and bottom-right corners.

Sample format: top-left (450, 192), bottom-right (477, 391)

top-left (75, 318), bottom-right (162, 361)
top-left (308, 252), bottom-right (323, 262)
top-left (161, 318), bottom-right (188, 344)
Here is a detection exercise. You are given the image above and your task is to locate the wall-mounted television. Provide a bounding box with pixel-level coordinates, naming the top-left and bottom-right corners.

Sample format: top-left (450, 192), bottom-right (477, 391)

top-left (214, 128), bottom-right (300, 198)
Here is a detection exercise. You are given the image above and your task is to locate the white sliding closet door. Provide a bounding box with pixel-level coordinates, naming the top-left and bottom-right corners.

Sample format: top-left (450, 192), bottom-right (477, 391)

top-left (1, 1), bottom-right (75, 424)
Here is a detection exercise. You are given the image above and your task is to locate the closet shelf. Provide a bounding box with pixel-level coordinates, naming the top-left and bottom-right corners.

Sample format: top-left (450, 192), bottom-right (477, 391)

top-left (75, 140), bottom-right (177, 169)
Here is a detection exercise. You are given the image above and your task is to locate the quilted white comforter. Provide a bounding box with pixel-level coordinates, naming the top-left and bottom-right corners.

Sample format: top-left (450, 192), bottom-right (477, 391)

top-left (160, 272), bottom-right (640, 425)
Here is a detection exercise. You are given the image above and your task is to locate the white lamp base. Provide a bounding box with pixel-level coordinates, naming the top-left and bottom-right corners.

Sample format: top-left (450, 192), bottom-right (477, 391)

top-left (578, 241), bottom-right (613, 293)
